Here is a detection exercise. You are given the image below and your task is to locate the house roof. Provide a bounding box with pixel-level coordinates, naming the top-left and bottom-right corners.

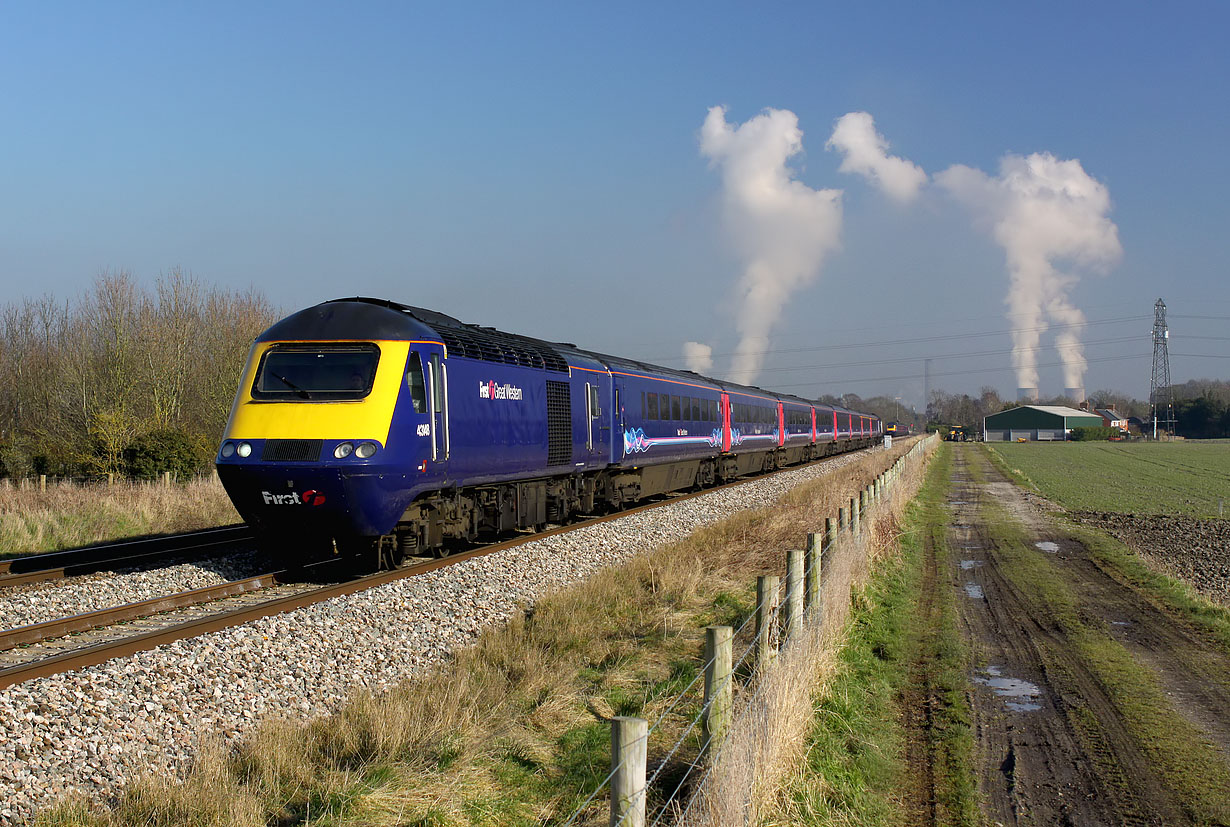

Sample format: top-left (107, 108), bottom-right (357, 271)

top-left (1029, 405), bottom-right (1097, 417)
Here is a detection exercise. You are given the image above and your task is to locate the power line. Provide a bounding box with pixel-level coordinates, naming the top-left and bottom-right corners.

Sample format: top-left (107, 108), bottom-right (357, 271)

top-left (752, 335), bottom-right (1142, 375)
top-left (648, 314), bottom-right (1150, 363)
top-left (781, 352), bottom-right (1152, 391)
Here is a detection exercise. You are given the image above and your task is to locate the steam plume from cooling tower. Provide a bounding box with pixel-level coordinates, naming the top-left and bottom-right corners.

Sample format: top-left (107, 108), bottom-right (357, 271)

top-left (826, 112), bottom-right (927, 203)
top-left (936, 153), bottom-right (1121, 391)
top-left (683, 341), bottom-right (714, 373)
top-left (700, 106), bottom-right (842, 383)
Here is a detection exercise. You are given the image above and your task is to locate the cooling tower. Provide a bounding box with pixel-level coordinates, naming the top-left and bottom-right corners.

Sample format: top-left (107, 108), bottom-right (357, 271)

top-left (1017, 387), bottom-right (1039, 403)
top-left (1064, 387), bottom-right (1086, 405)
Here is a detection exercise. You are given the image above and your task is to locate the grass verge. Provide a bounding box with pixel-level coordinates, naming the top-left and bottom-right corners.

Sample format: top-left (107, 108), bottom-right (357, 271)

top-left (0, 477), bottom-right (239, 558)
top-left (769, 443), bottom-right (978, 826)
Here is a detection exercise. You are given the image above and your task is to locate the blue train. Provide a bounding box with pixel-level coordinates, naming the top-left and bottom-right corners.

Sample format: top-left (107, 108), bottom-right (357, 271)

top-left (215, 298), bottom-right (881, 564)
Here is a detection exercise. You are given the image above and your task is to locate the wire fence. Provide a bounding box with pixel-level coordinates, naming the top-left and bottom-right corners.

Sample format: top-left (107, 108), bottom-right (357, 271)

top-left (562, 434), bottom-right (939, 826)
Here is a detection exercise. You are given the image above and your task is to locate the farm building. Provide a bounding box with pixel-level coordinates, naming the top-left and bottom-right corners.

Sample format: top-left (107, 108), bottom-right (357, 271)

top-left (983, 405), bottom-right (1105, 442)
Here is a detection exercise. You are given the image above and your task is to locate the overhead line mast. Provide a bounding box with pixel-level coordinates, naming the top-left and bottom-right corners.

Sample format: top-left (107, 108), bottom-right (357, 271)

top-left (1149, 298), bottom-right (1175, 439)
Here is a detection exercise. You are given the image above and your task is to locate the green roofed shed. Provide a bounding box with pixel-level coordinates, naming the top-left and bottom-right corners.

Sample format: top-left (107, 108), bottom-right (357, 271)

top-left (983, 405), bottom-right (1105, 442)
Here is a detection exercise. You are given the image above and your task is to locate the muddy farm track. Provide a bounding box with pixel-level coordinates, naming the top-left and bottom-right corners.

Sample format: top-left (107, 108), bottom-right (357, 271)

top-left (913, 445), bottom-right (1230, 827)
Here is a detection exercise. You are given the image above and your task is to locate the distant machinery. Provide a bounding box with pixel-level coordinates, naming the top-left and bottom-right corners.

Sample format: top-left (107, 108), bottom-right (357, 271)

top-left (1149, 298), bottom-right (1175, 438)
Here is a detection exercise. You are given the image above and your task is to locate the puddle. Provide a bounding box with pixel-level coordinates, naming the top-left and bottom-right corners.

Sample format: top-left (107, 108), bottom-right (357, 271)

top-left (1111, 620), bottom-right (1132, 627)
top-left (960, 559), bottom-right (984, 570)
top-left (1034, 541), bottom-right (1059, 553)
top-left (974, 666), bottom-right (1043, 712)
top-left (948, 500), bottom-right (971, 505)
top-left (964, 582), bottom-right (984, 599)
top-left (962, 545), bottom-right (984, 550)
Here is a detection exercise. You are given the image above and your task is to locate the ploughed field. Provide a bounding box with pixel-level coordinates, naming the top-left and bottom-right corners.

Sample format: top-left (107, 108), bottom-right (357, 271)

top-left (988, 440), bottom-right (1230, 607)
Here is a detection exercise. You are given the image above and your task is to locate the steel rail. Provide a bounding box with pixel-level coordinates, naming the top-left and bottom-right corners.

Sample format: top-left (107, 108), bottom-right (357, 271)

top-left (0, 525), bottom-right (254, 588)
top-left (0, 439), bottom-right (900, 690)
top-left (0, 571), bottom-right (285, 652)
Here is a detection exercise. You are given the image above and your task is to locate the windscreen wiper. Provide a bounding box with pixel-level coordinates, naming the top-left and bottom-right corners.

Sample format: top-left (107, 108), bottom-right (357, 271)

top-left (273, 373), bottom-right (313, 399)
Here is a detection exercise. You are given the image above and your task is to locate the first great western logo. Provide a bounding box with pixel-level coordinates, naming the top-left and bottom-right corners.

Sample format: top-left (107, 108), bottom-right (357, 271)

top-left (261, 489), bottom-right (327, 506)
top-left (478, 380), bottom-right (523, 401)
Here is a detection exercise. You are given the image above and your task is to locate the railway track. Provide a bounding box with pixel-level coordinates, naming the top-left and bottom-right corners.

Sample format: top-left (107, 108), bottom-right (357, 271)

top-left (0, 524), bottom-right (254, 589)
top-left (0, 446), bottom-right (891, 691)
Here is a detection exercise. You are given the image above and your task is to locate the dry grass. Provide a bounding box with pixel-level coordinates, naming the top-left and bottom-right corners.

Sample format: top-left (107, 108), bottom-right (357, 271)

top-left (36, 439), bottom-right (927, 827)
top-left (685, 438), bottom-right (937, 827)
top-left (0, 476), bottom-right (239, 557)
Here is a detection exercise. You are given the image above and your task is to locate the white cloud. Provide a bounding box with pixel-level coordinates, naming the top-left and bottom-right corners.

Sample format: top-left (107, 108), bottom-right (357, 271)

top-left (936, 152), bottom-right (1121, 390)
top-left (827, 111), bottom-right (926, 204)
top-left (682, 341), bottom-right (714, 373)
top-left (700, 105), bottom-right (843, 384)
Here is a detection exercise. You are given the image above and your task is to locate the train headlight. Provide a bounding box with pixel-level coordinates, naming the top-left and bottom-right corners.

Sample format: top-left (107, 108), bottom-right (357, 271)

top-left (334, 442), bottom-right (354, 459)
top-left (220, 443), bottom-right (236, 458)
top-left (236, 442), bottom-right (253, 458)
top-left (355, 441), bottom-right (378, 459)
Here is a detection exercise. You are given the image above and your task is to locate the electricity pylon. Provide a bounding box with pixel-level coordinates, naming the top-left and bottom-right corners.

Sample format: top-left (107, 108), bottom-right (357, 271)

top-left (1149, 298), bottom-right (1175, 439)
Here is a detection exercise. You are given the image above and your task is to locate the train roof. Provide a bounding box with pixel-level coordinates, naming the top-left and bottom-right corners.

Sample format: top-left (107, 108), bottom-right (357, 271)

top-left (260, 298), bottom-right (877, 418)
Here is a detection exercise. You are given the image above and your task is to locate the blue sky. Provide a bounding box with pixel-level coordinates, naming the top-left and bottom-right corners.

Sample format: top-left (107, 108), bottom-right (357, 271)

top-left (2, 1), bottom-right (1227, 406)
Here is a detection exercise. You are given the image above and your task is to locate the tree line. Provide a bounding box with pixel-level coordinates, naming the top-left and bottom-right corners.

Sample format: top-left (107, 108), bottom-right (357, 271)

top-left (0, 271), bottom-right (277, 479)
top-left (921, 380), bottom-right (1230, 438)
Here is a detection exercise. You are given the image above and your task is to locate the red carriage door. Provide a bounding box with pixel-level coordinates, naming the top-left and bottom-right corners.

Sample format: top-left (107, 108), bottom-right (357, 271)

top-left (810, 407), bottom-right (817, 442)
top-left (832, 410), bottom-right (838, 439)
top-left (721, 392), bottom-right (732, 451)
top-left (777, 403), bottom-right (785, 446)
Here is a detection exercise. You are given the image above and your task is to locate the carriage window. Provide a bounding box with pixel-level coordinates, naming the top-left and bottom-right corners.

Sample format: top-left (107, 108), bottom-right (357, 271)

top-left (405, 353), bottom-right (427, 413)
top-left (671, 395), bottom-right (681, 420)
top-left (430, 354), bottom-right (443, 413)
top-left (648, 392), bottom-right (659, 420)
top-left (641, 392), bottom-right (646, 419)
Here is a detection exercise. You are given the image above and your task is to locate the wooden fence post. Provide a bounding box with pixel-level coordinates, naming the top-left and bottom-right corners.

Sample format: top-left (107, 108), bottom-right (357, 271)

top-left (850, 496), bottom-right (860, 535)
top-left (610, 716), bottom-right (647, 827)
top-left (838, 506), bottom-right (847, 531)
top-left (703, 625), bottom-right (733, 752)
top-left (756, 575), bottom-right (779, 667)
top-left (38, 475), bottom-right (46, 492)
top-left (785, 549), bottom-right (804, 640)
top-left (805, 532), bottom-right (821, 614)
top-left (162, 471), bottom-right (171, 487)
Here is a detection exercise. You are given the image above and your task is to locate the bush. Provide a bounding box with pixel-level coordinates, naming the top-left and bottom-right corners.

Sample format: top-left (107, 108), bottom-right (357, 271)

top-left (123, 429), bottom-right (212, 480)
top-left (1069, 426), bottom-right (1119, 442)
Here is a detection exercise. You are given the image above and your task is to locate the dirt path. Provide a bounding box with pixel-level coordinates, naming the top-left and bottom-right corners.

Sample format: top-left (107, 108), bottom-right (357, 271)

top-left (933, 445), bottom-right (1230, 826)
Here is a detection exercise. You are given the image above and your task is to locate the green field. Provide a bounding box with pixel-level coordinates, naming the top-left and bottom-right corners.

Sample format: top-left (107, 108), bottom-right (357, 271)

top-left (985, 441), bottom-right (1230, 517)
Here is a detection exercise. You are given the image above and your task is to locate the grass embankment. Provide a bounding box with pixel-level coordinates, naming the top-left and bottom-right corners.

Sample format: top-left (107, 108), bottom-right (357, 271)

top-left (987, 441), bottom-right (1230, 517)
top-left (0, 477), bottom-right (240, 558)
top-left (770, 443), bottom-right (977, 826)
top-left (39, 442), bottom-right (921, 827)
top-left (967, 454), bottom-right (1230, 824)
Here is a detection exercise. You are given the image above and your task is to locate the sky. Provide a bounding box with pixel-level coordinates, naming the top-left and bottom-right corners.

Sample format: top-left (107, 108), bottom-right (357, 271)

top-left (2, 1), bottom-right (1228, 409)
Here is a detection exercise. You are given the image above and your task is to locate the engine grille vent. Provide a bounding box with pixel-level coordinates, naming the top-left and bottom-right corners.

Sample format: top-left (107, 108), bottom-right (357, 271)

top-left (437, 326), bottom-right (570, 373)
top-left (546, 381), bottom-right (572, 466)
top-left (261, 439), bottom-right (323, 462)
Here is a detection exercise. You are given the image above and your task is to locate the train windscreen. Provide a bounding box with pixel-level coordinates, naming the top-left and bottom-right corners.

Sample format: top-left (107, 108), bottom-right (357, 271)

top-left (252, 344), bottom-right (380, 401)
